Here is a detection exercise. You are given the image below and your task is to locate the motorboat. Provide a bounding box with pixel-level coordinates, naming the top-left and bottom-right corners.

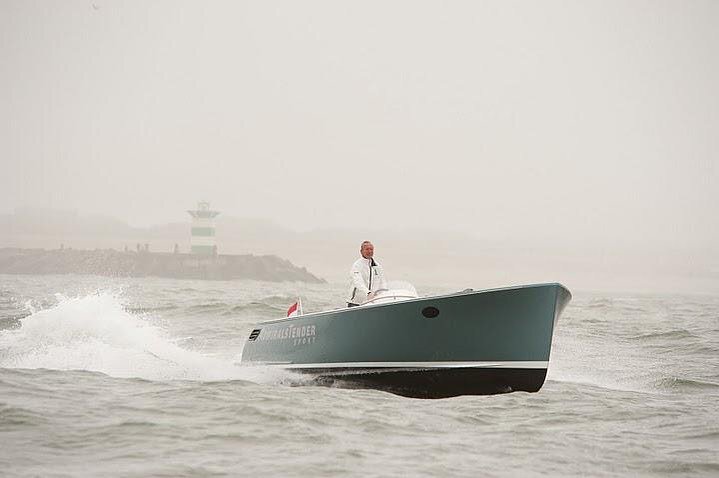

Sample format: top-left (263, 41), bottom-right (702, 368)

top-left (240, 282), bottom-right (571, 398)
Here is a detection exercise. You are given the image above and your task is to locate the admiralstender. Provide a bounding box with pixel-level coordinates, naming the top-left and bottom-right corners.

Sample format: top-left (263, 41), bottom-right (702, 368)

top-left (260, 324), bottom-right (317, 341)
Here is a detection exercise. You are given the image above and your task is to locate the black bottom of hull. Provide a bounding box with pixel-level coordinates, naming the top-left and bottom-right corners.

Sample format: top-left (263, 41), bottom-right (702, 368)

top-left (297, 367), bottom-right (548, 399)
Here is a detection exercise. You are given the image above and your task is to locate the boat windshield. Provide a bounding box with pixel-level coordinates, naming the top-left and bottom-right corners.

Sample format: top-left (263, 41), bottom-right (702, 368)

top-left (366, 281), bottom-right (419, 305)
top-left (384, 280), bottom-right (418, 297)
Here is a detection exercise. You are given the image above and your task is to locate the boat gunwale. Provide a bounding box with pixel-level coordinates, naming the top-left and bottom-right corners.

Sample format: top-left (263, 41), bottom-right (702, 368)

top-left (254, 282), bottom-right (571, 326)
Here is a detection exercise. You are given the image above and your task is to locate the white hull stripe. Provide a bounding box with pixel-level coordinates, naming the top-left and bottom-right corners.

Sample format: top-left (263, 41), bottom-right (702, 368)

top-left (270, 361), bottom-right (548, 370)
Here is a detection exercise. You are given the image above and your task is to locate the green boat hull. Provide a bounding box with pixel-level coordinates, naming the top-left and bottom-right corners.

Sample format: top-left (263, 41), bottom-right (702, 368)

top-left (241, 283), bottom-right (571, 398)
